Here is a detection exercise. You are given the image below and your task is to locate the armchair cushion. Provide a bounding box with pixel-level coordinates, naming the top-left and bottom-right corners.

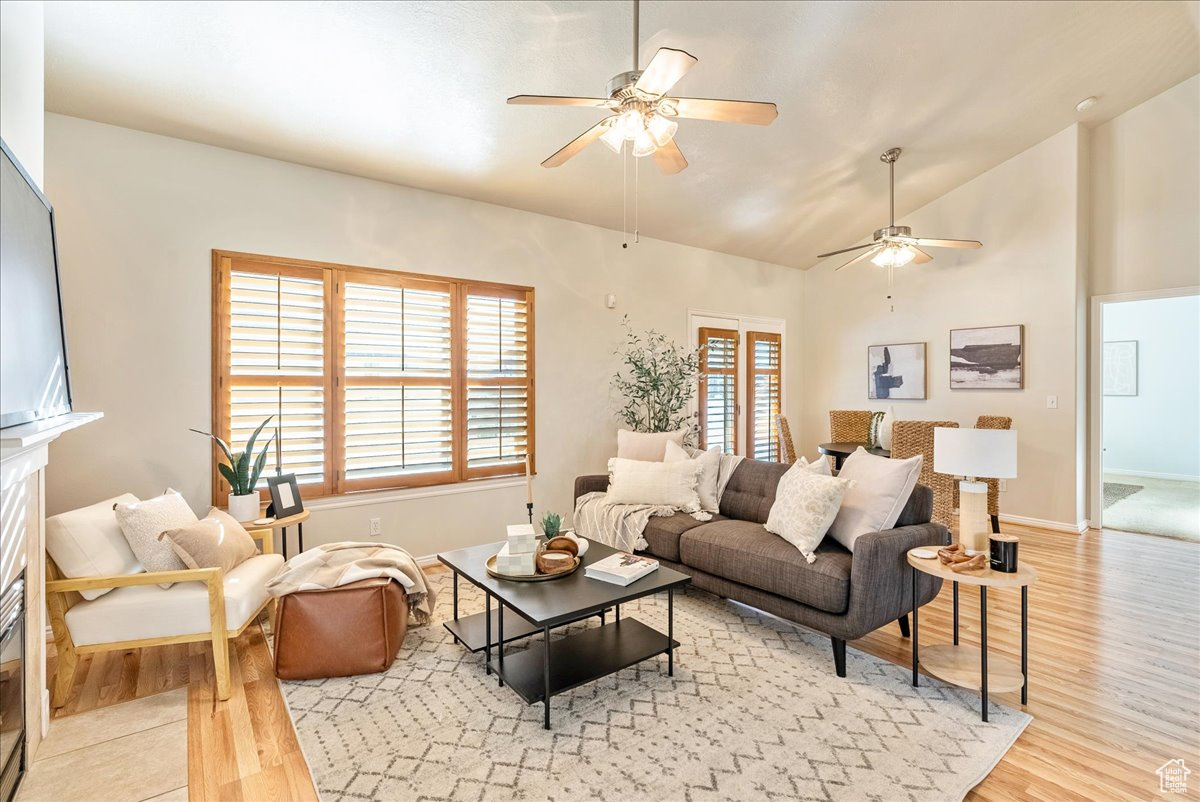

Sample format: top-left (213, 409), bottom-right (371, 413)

top-left (64, 553), bottom-right (283, 646)
top-left (46, 494), bottom-right (143, 601)
top-left (114, 490), bottom-right (197, 582)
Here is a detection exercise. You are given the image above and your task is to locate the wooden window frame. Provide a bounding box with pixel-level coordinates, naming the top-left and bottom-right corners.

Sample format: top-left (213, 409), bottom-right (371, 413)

top-left (211, 250), bottom-right (535, 506)
top-left (746, 331), bottom-right (782, 462)
top-left (697, 326), bottom-right (739, 453)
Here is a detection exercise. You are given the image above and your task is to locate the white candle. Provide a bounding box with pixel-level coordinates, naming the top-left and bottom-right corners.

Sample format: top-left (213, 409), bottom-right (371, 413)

top-left (525, 454), bottom-right (533, 505)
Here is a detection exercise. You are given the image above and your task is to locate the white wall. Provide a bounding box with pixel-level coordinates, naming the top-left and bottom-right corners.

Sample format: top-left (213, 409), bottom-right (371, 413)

top-left (43, 113), bottom-right (805, 558)
top-left (1091, 75), bottom-right (1200, 297)
top-left (0, 0), bottom-right (43, 186)
top-left (801, 126), bottom-right (1087, 528)
top-left (1102, 294), bottom-right (1200, 480)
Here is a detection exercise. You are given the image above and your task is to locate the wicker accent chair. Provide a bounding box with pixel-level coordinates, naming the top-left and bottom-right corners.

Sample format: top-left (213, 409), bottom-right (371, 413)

top-left (975, 415), bottom-right (1012, 533)
top-left (776, 415), bottom-right (797, 464)
top-left (829, 410), bottom-right (872, 443)
top-left (891, 420), bottom-right (960, 530)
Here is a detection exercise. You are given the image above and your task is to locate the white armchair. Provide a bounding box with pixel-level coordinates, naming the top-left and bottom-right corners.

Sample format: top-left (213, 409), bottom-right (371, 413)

top-left (44, 495), bottom-right (283, 706)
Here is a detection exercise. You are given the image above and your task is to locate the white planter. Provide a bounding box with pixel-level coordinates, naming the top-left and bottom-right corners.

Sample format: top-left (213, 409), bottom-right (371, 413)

top-left (227, 492), bottom-right (260, 523)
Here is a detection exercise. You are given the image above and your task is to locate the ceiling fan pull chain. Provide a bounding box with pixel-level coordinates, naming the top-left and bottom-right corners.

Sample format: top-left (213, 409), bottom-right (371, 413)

top-left (887, 264), bottom-right (895, 312)
top-left (622, 145), bottom-right (629, 248)
top-left (635, 152), bottom-right (640, 244)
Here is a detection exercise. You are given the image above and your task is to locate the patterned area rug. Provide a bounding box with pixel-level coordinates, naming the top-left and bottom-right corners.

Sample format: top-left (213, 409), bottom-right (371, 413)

top-left (282, 571), bottom-right (1030, 802)
top-left (1103, 482), bottom-right (1144, 508)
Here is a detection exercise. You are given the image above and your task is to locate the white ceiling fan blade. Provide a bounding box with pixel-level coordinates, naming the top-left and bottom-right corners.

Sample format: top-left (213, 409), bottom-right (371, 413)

top-left (910, 246), bottom-right (933, 264)
top-left (835, 247), bottom-right (883, 271)
top-left (915, 237), bottom-right (983, 249)
top-left (652, 138), bottom-right (688, 174)
top-left (540, 119), bottom-right (611, 168)
top-left (665, 97), bottom-right (778, 125)
top-left (508, 95), bottom-right (615, 108)
top-left (817, 242), bottom-right (874, 259)
top-left (634, 48), bottom-right (697, 98)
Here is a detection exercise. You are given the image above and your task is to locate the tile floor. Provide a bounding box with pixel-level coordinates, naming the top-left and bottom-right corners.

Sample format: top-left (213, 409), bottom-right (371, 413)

top-left (16, 688), bottom-right (188, 802)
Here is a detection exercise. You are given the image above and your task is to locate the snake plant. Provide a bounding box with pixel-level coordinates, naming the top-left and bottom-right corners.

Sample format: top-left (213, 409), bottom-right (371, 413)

top-left (190, 416), bottom-right (275, 496)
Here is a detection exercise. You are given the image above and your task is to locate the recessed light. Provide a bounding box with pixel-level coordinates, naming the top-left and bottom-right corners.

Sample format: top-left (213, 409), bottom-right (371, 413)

top-left (1075, 96), bottom-right (1099, 113)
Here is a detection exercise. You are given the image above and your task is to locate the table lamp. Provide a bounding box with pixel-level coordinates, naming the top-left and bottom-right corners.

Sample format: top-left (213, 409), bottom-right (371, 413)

top-left (933, 427), bottom-right (1018, 554)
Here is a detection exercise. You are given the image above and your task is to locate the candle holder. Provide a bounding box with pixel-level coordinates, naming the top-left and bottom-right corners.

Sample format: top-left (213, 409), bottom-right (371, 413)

top-left (526, 502), bottom-right (534, 525)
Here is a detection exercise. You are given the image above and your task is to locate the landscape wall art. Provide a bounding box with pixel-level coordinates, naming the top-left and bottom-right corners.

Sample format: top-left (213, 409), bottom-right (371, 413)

top-left (950, 324), bottom-right (1024, 389)
top-left (868, 342), bottom-right (927, 399)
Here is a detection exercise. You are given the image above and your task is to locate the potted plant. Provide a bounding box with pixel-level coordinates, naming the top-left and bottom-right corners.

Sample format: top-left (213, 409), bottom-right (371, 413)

top-left (610, 317), bottom-right (703, 439)
top-left (541, 512), bottom-right (562, 538)
top-left (191, 416), bottom-right (275, 522)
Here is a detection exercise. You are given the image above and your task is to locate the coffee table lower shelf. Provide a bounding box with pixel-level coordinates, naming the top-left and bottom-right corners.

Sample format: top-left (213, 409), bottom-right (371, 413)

top-left (488, 618), bottom-right (678, 705)
top-left (444, 608), bottom-right (540, 653)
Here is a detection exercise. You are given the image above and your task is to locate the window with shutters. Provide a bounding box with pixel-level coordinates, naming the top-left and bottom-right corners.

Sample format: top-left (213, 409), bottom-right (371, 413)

top-left (211, 252), bottom-right (534, 504)
top-left (746, 331), bottom-right (782, 461)
top-left (698, 327), bottom-right (738, 453)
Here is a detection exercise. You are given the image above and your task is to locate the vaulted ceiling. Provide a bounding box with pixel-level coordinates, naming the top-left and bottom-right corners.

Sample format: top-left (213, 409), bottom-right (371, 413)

top-left (44, 0), bottom-right (1199, 268)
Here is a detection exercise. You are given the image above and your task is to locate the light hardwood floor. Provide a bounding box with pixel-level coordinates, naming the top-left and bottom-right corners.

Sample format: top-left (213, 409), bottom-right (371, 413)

top-left (47, 522), bottom-right (1199, 801)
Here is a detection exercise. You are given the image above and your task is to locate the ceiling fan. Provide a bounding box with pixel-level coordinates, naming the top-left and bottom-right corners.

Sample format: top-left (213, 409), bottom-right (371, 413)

top-left (507, 0), bottom-right (778, 174)
top-left (818, 148), bottom-right (983, 270)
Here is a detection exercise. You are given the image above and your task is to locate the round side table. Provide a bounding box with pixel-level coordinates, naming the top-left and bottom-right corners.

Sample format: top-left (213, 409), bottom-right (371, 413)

top-left (237, 509), bottom-right (310, 560)
top-left (907, 547), bottom-right (1036, 722)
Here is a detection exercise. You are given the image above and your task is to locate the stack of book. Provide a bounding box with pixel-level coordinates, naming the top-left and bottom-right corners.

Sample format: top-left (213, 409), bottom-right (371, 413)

top-left (585, 552), bottom-right (659, 586)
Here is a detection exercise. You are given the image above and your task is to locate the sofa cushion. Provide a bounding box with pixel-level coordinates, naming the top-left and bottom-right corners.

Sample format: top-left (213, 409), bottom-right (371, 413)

top-left (680, 519), bottom-right (852, 614)
top-left (717, 460), bottom-right (790, 524)
top-left (65, 553), bottom-right (284, 646)
top-left (45, 494), bottom-right (143, 601)
top-left (641, 512), bottom-right (724, 563)
top-left (616, 429), bottom-right (686, 461)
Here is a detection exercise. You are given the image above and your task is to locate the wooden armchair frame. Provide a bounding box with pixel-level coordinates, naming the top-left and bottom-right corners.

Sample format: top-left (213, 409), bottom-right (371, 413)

top-left (45, 528), bottom-right (275, 708)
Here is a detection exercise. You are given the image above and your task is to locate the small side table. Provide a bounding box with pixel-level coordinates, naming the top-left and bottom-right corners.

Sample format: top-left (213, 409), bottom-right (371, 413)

top-left (907, 547), bottom-right (1036, 722)
top-left (242, 509), bottom-right (310, 560)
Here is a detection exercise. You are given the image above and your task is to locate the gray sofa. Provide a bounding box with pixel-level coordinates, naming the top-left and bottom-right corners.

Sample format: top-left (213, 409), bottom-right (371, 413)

top-left (574, 457), bottom-right (951, 676)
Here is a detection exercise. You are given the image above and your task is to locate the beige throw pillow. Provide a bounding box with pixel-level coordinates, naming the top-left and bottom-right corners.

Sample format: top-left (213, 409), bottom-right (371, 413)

top-left (616, 429), bottom-right (687, 462)
top-left (765, 464), bottom-right (854, 563)
top-left (114, 489), bottom-right (198, 585)
top-left (827, 448), bottom-right (923, 552)
top-left (159, 508), bottom-right (258, 574)
top-left (663, 441), bottom-right (722, 512)
top-left (606, 457), bottom-right (703, 513)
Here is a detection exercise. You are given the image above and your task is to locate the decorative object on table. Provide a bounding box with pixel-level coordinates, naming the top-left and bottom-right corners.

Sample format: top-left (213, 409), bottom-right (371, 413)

top-left (540, 511), bottom-right (562, 537)
top-left (535, 549), bottom-right (576, 575)
top-left (937, 543), bottom-right (988, 572)
top-left (611, 317), bottom-right (702, 439)
top-left (544, 535), bottom-right (578, 557)
top-left (1102, 340), bottom-right (1138, 396)
top-left (934, 426), bottom-right (1018, 554)
top-left (950, 325), bottom-right (1024, 389)
top-left (878, 405), bottom-right (896, 449)
top-left (190, 415), bottom-right (275, 523)
top-left (493, 542), bottom-right (538, 576)
top-left (867, 410), bottom-right (886, 447)
top-left (775, 414), bottom-right (797, 463)
top-left (973, 415), bottom-right (1013, 533)
top-left (828, 409), bottom-right (872, 443)
top-left (486, 549), bottom-right (580, 581)
top-left (891, 419), bottom-right (959, 529)
top-left (266, 473), bottom-right (303, 518)
top-left (505, 523), bottom-right (538, 555)
top-left (868, 342), bottom-right (927, 399)
top-left (113, 489), bottom-right (198, 582)
top-left (989, 534), bottom-right (1019, 573)
top-left (585, 551), bottom-right (659, 586)
top-left (562, 531), bottom-right (589, 556)
top-left (910, 548), bottom-right (938, 560)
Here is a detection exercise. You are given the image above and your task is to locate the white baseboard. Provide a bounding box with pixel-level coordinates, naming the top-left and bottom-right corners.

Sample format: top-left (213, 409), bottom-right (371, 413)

top-left (998, 513), bottom-right (1090, 535)
top-left (1103, 468), bottom-right (1200, 483)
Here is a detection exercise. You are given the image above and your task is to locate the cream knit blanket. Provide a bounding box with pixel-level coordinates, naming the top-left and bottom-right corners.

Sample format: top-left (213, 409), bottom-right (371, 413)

top-left (265, 541), bottom-right (436, 625)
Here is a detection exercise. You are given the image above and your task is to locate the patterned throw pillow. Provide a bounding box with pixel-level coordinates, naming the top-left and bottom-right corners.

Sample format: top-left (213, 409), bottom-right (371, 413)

top-left (114, 489), bottom-right (198, 586)
top-left (765, 464), bottom-right (854, 563)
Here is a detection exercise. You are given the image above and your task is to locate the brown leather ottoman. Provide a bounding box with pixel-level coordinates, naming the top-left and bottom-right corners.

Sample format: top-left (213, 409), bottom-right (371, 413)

top-left (274, 577), bottom-right (408, 680)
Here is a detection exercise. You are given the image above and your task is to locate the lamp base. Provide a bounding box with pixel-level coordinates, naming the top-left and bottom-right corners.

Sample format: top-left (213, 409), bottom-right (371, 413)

top-left (957, 480), bottom-right (989, 555)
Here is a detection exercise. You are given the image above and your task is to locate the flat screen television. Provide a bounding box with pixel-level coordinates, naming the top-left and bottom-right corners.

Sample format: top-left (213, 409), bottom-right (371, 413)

top-left (0, 138), bottom-right (72, 430)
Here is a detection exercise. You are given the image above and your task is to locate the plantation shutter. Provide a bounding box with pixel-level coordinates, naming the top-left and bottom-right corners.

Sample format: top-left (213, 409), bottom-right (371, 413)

top-left (463, 285), bottom-right (534, 478)
top-left (340, 272), bottom-right (456, 490)
top-left (747, 331), bottom-right (782, 461)
top-left (218, 259), bottom-right (332, 498)
top-left (698, 327), bottom-right (738, 454)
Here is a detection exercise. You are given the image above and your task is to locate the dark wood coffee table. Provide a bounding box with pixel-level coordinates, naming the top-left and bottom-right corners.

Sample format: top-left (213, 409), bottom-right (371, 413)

top-left (438, 540), bottom-right (691, 729)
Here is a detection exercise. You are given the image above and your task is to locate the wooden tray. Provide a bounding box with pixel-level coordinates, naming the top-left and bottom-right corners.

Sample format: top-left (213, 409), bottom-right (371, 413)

top-left (486, 554), bottom-right (581, 582)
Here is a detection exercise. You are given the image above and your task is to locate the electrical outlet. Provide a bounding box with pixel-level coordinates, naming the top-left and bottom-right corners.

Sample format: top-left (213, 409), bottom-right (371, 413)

top-left (368, 517), bottom-right (382, 536)
top-left (1046, 395), bottom-right (1058, 409)
top-left (999, 479), bottom-right (1007, 492)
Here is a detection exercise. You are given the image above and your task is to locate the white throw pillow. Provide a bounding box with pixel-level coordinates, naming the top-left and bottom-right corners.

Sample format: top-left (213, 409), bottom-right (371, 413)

top-left (114, 489), bottom-right (198, 584)
top-left (828, 448), bottom-right (923, 552)
top-left (765, 465), bottom-right (854, 563)
top-left (45, 493), bottom-right (143, 600)
top-left (798, 455), bottom-right (832, 476)
top-left (663, 441), bottom-right (722, 512)
top-left (616, 429), bottom-right (687, 462)
top-left (606, 457), bottom-right (703, 512)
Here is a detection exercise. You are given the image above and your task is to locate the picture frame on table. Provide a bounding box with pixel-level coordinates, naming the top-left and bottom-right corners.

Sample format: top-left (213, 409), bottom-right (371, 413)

top-left (266, 473), bottom-right (304, 518)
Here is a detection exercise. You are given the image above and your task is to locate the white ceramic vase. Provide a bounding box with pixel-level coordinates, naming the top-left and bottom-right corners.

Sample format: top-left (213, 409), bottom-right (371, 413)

top-left (879, 406), bottom-right (896, 450)
top-left (227, 492), bottom-right (260, 523)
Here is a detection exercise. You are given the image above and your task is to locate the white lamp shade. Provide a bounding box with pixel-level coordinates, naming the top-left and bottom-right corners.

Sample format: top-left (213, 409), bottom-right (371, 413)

top-left (933, 427), bottom-right (1018, 478)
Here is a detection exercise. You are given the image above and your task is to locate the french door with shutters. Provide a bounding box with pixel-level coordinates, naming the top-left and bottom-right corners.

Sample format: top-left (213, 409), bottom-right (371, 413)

top-left (691, 313), bottom-right (785, 460)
